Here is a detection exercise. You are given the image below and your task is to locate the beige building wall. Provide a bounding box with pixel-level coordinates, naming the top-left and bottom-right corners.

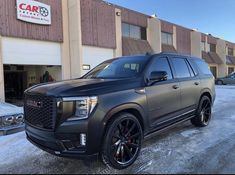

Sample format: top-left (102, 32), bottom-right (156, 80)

top-left (0, 35), bottom-right (4, 101)
top-left (191, 31), bottom-right (201, 58)
top-left (147, 17), bottom-right (161, 53)
top-left (68, 0), bottom-right (83, 79)
top-left (217, 39), bottom-right (227, 77)
top-left (61, 0), bottom-right (71, 80)
top-left (114, 8), bottom-right (122, 57)
top-left (173, 26), bottom-right (177, 50)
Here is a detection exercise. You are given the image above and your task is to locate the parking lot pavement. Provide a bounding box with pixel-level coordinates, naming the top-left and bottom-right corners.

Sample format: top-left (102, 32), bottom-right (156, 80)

top-left (0, 86), bottom-right (235, 174)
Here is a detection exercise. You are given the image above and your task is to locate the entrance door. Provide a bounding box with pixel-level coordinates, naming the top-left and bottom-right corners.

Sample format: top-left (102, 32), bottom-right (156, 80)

top-left (4, 71), bottom-right (27, 102)
top-left (210, 66), bottom-right (217, 78)
top-left (228, 67), bottom-right (234, 75)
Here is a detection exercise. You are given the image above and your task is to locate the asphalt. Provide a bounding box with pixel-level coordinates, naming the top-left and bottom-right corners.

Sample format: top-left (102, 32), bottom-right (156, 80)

top-left (0, 86), bottom-right (235, 174)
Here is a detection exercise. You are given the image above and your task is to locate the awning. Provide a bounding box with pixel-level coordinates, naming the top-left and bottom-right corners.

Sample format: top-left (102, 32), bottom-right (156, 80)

top-left (208, 52), bottom-right (223, 64)
top-left (202, 51), bottom-right (223, 64)
top-left (226, 56), bottom-right (235, 65)
top-left (122, 37), bottom-right (153, 56)
top-left (162, 44), bottom-right (177, 53)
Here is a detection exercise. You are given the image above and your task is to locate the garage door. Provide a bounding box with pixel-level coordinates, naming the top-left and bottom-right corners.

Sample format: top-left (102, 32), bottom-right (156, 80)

top-left (82, 46), bottom-right (114, 75)
top-left (2, 37), bottom-right (61, 65)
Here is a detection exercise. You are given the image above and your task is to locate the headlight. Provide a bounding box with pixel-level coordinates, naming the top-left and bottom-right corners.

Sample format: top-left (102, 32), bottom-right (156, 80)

top-left (15, 114), bottom-right (24, 125)
top-left (62, 96), bottom-right (98, 121)
top-left (3, 116), bottom-right (15, 127)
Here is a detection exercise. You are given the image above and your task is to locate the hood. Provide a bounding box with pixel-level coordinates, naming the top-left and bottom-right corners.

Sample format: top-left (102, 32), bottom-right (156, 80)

top-left (26, 78), bottom-right (142, 97)
top-left (0, 103), bottom-right (24, 117)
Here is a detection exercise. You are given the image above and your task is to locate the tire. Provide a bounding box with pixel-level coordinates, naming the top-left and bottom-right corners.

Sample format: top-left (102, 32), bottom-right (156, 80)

top-left (217, 80), bottom-right (223, 85)
top-left (191, 96), bottom-right (212, 127)
top-left (101, 113), bottom-right (143, 169)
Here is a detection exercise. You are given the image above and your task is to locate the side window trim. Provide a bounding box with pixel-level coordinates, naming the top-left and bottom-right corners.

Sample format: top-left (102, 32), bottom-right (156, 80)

top-left (185, 59), bottom-right (196, 77)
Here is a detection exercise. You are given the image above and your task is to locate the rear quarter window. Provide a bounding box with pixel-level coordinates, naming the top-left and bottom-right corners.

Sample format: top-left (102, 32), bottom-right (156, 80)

top-left (193, 59), bottom-right (212, 75)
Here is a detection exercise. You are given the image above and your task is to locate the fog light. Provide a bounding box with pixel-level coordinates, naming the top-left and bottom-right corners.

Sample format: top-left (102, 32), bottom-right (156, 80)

top-left (3, 116), bottom-right (14, 126)
top-left (15, 115), bottom-right (24, 124)
top-left (80, 133), bottom-right (86, 146)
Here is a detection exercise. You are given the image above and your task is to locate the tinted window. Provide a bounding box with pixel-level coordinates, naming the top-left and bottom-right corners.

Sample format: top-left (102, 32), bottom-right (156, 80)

top-left (122, 23), bottom-right (129, 37)
top-left (148, 57), bottom-right (173, 80)
top-left (193, 60), bottom-right (212, 75)
top-left (83, 56), bottom-right (149, 79)
top-left (172, 58), bottom-right (191, 78)
top-left (161, 32), bottom-right (173, 45)
top-left (122, 23), bottom-right (147, 40)
top-left (228, 48), bottom-right (234, 56)
top-left (201, 42), bottom-right (206, 51)
top-left (209, 44), bottom-right (216, 52)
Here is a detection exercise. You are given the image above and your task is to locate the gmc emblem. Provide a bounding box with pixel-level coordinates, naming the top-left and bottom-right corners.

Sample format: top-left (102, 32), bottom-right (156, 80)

top-left (27, 100), bottom-right (43, 108)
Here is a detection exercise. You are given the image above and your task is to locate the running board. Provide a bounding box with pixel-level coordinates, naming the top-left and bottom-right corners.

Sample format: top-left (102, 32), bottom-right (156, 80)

top-left (144, 115), bottom-right (195, 140)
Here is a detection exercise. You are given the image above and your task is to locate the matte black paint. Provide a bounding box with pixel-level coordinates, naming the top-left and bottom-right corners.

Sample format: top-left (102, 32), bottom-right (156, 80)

top-left (24, 53), bottom-right (215, 158)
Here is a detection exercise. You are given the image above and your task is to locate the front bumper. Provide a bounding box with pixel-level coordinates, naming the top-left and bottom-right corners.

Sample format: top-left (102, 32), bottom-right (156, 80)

top-left (0, 124), bottom-right (25, 136)
top-left (25, 119), bottom-right (101, 159)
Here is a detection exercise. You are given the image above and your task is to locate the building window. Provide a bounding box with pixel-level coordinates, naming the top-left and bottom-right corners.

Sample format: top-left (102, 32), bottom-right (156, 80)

top-left (228, 67), bottom-right (235, 75)
top-left (209, 44), bottom-right (216, 52)
top-left (228, 48), bottom-right (234, 56)
top-left (201, 42), bottom-right (206, 51)
top-left (161, 32), bottom-right (173, 45)
top-left (122, 23), bottom-right (147, 40)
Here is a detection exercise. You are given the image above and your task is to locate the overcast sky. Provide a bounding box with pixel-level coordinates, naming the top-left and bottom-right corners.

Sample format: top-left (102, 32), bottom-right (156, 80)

top-left (106, 0), bottom-right (235, 43)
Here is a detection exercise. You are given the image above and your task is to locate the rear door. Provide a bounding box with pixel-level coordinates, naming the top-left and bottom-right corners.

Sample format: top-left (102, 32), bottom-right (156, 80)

top-left (170, 57), bottom-right (201, 112)
top-left (145, 56), bottom-right (181, 126)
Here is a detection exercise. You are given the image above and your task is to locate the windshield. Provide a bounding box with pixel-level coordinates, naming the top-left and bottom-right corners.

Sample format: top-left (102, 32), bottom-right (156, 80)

top-left (83, 56), bottom-right (149, 79)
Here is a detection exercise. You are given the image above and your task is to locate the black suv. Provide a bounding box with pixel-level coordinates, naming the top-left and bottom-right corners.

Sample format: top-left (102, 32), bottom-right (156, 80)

top-left (24, 53), bottom-right (215, 169)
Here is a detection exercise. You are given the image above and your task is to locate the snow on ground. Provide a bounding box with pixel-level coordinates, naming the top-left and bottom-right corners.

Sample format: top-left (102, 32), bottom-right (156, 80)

top-left (0, 85), bottom-right (235, 174)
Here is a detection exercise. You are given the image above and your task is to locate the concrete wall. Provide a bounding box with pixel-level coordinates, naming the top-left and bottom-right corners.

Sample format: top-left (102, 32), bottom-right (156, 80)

top-left (217, 39), bottom-right (227, 77)
top-left (68, 0), bottom-right (83, 78)
top-left (61, 0), bottom-right (71, 80)
top-left (114, 8), bottom-right (122, 57)
top-left (0, 35), bottom-right (4, 101)
top-left (173, 26), bottom-right (177, 50)
top-left (191, 31), bottom-right (201, 58)
top-left (147, 17), bottom-right (161, 53)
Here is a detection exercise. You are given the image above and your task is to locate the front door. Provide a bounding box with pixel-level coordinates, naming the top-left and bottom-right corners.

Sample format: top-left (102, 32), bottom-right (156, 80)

top-left (145, 57), bottom-right (181, 127)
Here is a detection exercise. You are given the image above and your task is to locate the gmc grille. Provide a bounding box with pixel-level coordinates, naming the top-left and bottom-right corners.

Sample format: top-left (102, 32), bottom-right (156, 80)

top-left (24, 94), bottom-right (57, 131)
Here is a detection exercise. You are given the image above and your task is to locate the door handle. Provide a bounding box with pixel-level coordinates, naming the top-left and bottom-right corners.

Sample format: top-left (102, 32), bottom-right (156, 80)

top-left (194, 82), bottom-right (200, 86)
top-left (172, 85), bottom-right (179, 89)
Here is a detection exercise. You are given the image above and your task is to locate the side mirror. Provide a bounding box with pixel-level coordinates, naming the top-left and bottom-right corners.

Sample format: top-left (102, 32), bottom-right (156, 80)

top-left (149, 71), bottom-right (168, 84)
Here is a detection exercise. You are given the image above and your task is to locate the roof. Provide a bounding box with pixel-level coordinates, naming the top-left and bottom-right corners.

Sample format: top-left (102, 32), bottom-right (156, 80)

top-left (162, 44), bottom-right (177, 53)
top-left (122, 37), bottom-right (153, 56)
top-left (202, 51), bottom-right (224, 64)
top-left (226, 56), bottom-right (235, 65)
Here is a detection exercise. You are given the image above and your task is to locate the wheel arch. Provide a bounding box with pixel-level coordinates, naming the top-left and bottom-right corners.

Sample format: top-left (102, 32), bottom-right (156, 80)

top-left (103, 103), bottom-right (146, 133)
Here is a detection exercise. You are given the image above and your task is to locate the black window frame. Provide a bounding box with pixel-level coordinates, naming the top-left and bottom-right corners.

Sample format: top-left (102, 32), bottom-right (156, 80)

top-left (121, 22), bottom-right (147, 40)
top-left (161, 32), bottom-right (173, 46)
top-left (228, 48), bottom-right (234, 56)
top-left (209, 43), bottom-right (216, 53)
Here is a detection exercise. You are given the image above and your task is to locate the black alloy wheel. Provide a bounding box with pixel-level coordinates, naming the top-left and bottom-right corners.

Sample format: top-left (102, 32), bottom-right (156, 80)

top-left (191, 96), bottom-right (212, 127)
top-left (102, 113), bottom-right (143, 169)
